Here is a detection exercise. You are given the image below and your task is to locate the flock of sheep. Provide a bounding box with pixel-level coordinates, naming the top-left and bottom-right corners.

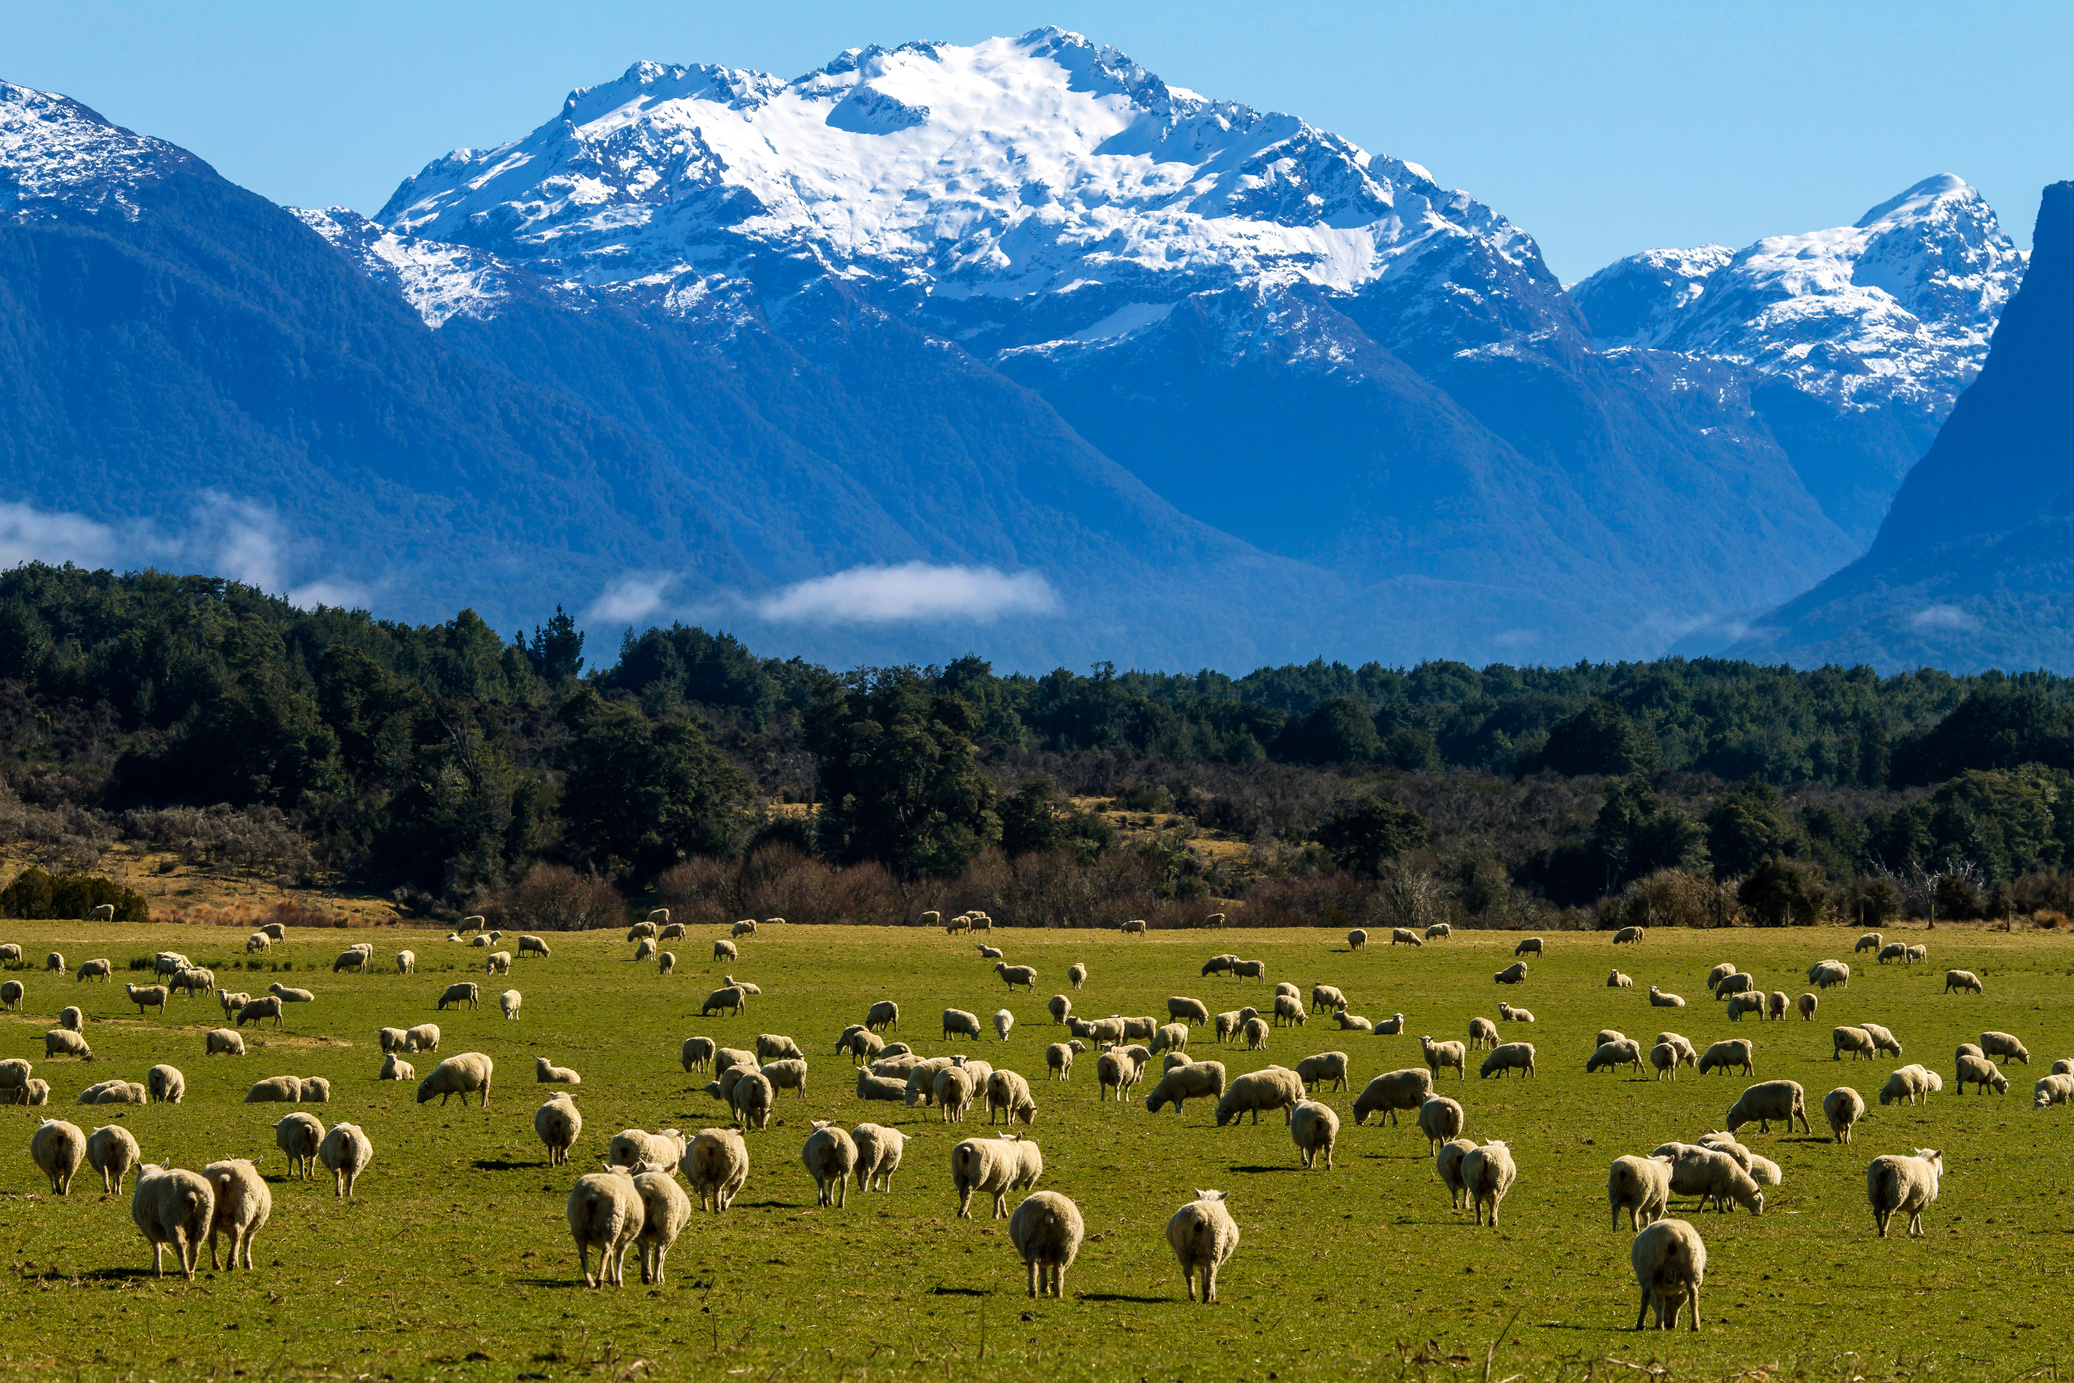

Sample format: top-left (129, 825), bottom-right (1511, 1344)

top-left (5, 909), bottom-right (2044, 1330)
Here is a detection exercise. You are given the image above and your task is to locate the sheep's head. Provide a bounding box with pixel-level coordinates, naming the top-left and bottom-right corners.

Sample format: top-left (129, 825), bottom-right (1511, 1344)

top-left (1195, 1189), bottom-right (1229, 1203)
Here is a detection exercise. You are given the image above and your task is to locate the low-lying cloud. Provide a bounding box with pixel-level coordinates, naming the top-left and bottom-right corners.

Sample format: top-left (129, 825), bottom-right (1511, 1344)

top-left (1909, 603), bottom-right (1977, 632)
top-left (586, 573), bottom-right (673, 624)
top-left (751, 563), bottom-right (1060, 625)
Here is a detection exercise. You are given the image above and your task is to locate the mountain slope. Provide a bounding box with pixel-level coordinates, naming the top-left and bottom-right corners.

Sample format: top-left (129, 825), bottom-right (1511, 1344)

top-left (1730, 182), bottom-right (2074, 672)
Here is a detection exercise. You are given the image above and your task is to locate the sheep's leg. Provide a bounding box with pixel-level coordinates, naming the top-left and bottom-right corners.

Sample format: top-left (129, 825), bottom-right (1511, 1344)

top-left (1203, 1261), bottom-right (1218, 1304)
top-left (1684, 1284), bottom-right (1700, 1331)
top-left (210, 1232), bottom-right (223, 1271)
top-left (1025, 1260), bottom-right (1040, 1298)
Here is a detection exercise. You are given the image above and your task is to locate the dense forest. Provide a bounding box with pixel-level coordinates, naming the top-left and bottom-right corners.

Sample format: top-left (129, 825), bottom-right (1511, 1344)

top-left (6, 563), bottom-right (2074, 931)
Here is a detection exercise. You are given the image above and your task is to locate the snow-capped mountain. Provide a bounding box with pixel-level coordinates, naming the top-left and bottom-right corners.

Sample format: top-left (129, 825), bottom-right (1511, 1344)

top-left (1573, 175), bottom-right (2026, 419)
top-left (0, 80), bottom-right (202, 220)
top-left (290, 207), bottom-right (521, 328)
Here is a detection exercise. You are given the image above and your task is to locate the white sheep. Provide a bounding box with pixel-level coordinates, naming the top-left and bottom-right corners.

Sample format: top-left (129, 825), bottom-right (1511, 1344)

top-left (1242, 1016), bottom-right (1270, 1050)
top-left (318, 1123), bottom-right (374, 1200)
top-left (1468, 1016), bottom-right (1499, 1050)
top-left (1613, 925), bottom-right (1645, 945)
top-left (1956, 1053), bottom-right (2009, 1094)
top-left (1515, 937), bottom-right (1544, 957)
top-left (1631, 1218), bottom-right (1706, 1330)
top-left (567, 1171), bottom-right (645, 1287)
top-left (30, 1118), bottom-right (86, 1193)
top-left (1654, 1143), bottom-right (1763, 1215)
top-left (1725, 992), bottom-right (1765, 1022)
top-left (2033, 1073), bottom-right (2074, 1107)
top-left (235, 997), bottom-right (283, 1028)
top-left (1426, 922), bottom-right (1452, 940)
top-left (1649, 987), bottom-right (1685, 1008)
top-left (801, 1121), bottom-right (860, 1208)
top-left (1290, 1100), bottom-right (1340, 1169)
top-left (417, 1052), bottom-right (494, 1107)
top-left (1347, 928), bottom-right (1368, 950)
top-left (1462, 1140), bottom-right (1517, 1227)
top-left (242, 1076), bottom-right (303, 1104)
top-left (1725, 1079), bottom-right (1810, 1135)
top-left (1214, 1067), bottom-right (1304, 1127)
top-left (1833, 1026), bottom-right (1877, 1061)
top-left (977, 943), bottom-right (1003, 960)
top-left (1166, 1189), bottom-right (1239, 1303)
top-left (609, 1128), bottom-right (689, 1171)
top-left (700, 985), bottom-right (747, 1018)
top-left (497, 988), bottom-right (522, 1019)
top-left (1477, 1042), bottom-right (1536, 1080)
top-left (1880, 1066), bottom-right (1930, 1107)
top-left (986, 1069), bottom-right (1037, 1126)
top-left (405, 1023), bottom-right (441, 1053)
top-left (850, 1122), bottom-right (907, 1192)
top-left (762, 1058), bottom-right (809, 1101)
top-left (1494, 962), bottom-right (1528, 984)
top-left (863, 1000), bottom-right (900, 1032)
top-left (1608, 970), bottom-right (1634, 988)
top-left (273, 1112), bottom-right (324, 1179)
top-left (1011, 1189), bottom-right (1085, 1298)
top-left (952, 1132), bottom-right (1043, 1218)
top-left (1145, 1059), bottom-right (1226, 1112)
top-left (1435, 1137), bottom-right (1478, 1208)
top-left (202, 1159), bottom-right (271, 1271)
top-left (1352, 1068), bottom-right (1435, 1126)
top-left (1587, 1038), bottom-right (1645, 1075)
top-left (131, 1162), bottom-right (215, 1280)
top-left (731, 1071), bottom-right (776, 1129)
top-left (1824, 1086), bottom-right (1866, 1143)
top-left (535, 1092), bottom-right (583, 1165)
top-left (1867, 1148), bottom-right (1944, 1237)
top-left (536, 1056), bottom-right (581, 1085)
top-left (147, 1064), bottom-right (185, 1104)
top-left (379, 1053), bottom-right (415, 1082)
top-left (992, 1008), bottom-right (1017, 1042)
top-left (1417, 1094), bottom-right (1464, 1151)
top-left (941, 1008), bottom-right (983, 1040)
top-left (1608, 1154), bottom-right (1673, 1230)
top-left (1797, 992), bottom-right (1819, 1021)
top-left (1067, 963), bottom-right (1087, 989)
top-left (1376, 1012), bottom-right (1407, 1035)
top-left (1391, 928), bottom-right (1423, 947)
top-left (1982, 1031), bottom-right (2030, 1065)
top-left (1697, 1039), bottom-right (1754, 1077)
top-left (1046, 1042), bottom-right (1077, 1081)
top-left (45, 952), bottom-right (63, 975)
top-left (43, 1029), bottom-right (90, 1059)
top-left (994, 962), bottom-right (1038, 992)
top-left (437, 982), bottom-right (479, 1011)
top-left (686, 1128), bottom-right (751, 1211)
top-left (1863, 1022), bottom-right (1904, 1057)
top-left (87, 1123), bottom-right (141, 1194)
top-left (268, 982), bottom-right (315, 1004)
top-left (1855, 931), bottom-right (1884, 954)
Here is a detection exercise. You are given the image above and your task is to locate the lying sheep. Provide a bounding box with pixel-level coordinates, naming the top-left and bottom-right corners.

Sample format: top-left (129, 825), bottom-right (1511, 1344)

top-left (1334, 1012), bottom-right (1374, 1033)
top-left (203, 1159), bottom-right (270, 1271)
top-left (1609, 1154), bottom-right (1673, 1230)
top-left (416, 1052), bottom-right (493, 1108)
top-left (1291, 1100), bottom-right (1340, 1169)
top-left (131, 1163), bottom-right (216, 1280)
top-left (1436, 1136), bottom-right (1478, 1208)
top-left (567, 1171), bottom-right (644, 1287)
top-left (243, 1076), bottom-right (303, 1104)
top-left (1166, 1190), bottom-right (1239, 1303)
top-left (1376, 1012), bottom-right (1406, 1035)
top-left (686, 1128), bottom-right (750, 1212)
top-left (1982, 1031), bottom-right (2030, 1065)
top-left (268, 983), bottom-right (314, 1004)
top-left (1494, 962), bottom-right (1528, 985)
top-left (1215, 1067), bottom-right (1304, 1127)
top-left (87, 1124), bottom-right (141, 1194)
top-left (1478, 1042), bottom-right (1536, 1080)
top-left (1824, 1086), bottom-right (1866, 1143)
top-left (319, 1122), bottom-right (374, 1200)
top-left (1698, 1039), bottom-right (1754, 1077)
top-left (1352, 1068), bottom-right (1435, 1126)
top-left (1649, 987), bottom-right (1685, 1008)
top-left (1957, 1053), bottom-right (2008, 1094)
top-left (856, 1070), bottom-right (908, 1102)
top-left (1631, 1218), bottom-right (1707, 1330)
top-left (1146, 1059), bottom-right (1227, 1113)
top-left (1608, 970), bottom-right (1634, 988)
top-left (1462, 1141), bottom-right (1517, 1227)
top-left (378, 1053), bottom-right (414, 1082)
top-left (535, 1056), bottom-right (581, 1085)
top-left (1724, 1079), bottom-right (1810, 1135)
top-left (1011, 1190), bottom-right (1084, 1298)
top-left (977, 944), bottom-right (1003, 960)
top-left (1868, 1148), bottom-right (1944, 1237)
top-left (1417, 1094), bottom-right (1464, 1152)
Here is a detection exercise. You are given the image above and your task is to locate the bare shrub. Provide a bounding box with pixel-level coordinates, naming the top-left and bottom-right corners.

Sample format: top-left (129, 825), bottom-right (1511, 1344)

top-left (486, 865), bottom-right (625, 932)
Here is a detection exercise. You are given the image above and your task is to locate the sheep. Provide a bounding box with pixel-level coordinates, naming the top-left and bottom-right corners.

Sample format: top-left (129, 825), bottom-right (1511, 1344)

top-left (377, 1053), bottom-right (414, 1082)
top-left (1045, 1042), bottom-right (1078, 1082)
top-left (1120, 919), bottom-right (1147, 935)
top-left (1609, 1153), bottom-right (1674, 1230)
top-left (234, 996), bottom-right (284, 1029)
top-left (1094, 1047), bottom-right (1145, 1103)
top-left (1877, 942), bottom-right (1907, 964)
top-left (0, 943), bottom-right (15, 963)
top-left (1824, 1086), bottom-right (1866, 1143)
top-left (990, 1008), bottom-right (1017, 1042)
top-left (1462, 1141), bottom-right (1517, 1227)
top-left (1376, 1012), bottom-right (1407, 1035)
top-left (1868, 1148), bottom-right (1944, 1237)
top-left (1880, 1066), bottom-right (1931, 1106)
top-left (1906, 944), bottom-right (1928, 964)
top-left (30, 1118), bottom-right (87, 1193)
top-left (857, 998), bottom-right (899, 1034)
top-left (1788, 994), bottom-right (1816, 1026)
top-left (1588, 1039), bottom-right (1645, 1075)
top-left (796, 1121), bottom-right (860, 1209)
top-left (1983, 1031), bottom-right (2030, 1065)
top-left (1608, 970), bottom-right (1634, 988)
top-left (1956, 1041), bottom-right (1984, 1062)
top-left (1496, 1002), bottom-right (1533, 1024)
top-left (1853, 1022), bottom-right (1903, 1058)
top-left (1436, 1136), bottom-right (1479, 1208)
top-left (510, 934), bottom-right (549, 960)
top-left (75, 958), bottom-right (113, 983)
top-left (258, 922), bottom-right (285, 941)
top-left (976, 944), bottom-right (1004, 960)
top-left (1655, 1144), bottom-right (1764, 1215)
top-left (1808, 959), bottom-right (1851, 989)
top-left (1478, 1042), bottom-right (1536, 1080)
top-left (268, 982), bottom-right (315, 1004)
top-left (2057, 1059), bottom-right (2074, 1076)
top-left (1855, 931), bottom-right (1884, 954)
top-left (147, 1064), bottom-right (185, 1104)
top-left (1212, 1011), bottom-right (1241, 1044)
top-left (44, 1029), bottom-right (89, 1058)
top-left (1713, 971), bottom-right (1755, 1000)
top-left (45, 952), bottom-right (63, 975)
top-left (87, 1123), bottom-right (141, 1194)
top-left (1332, 1012), bottom-right (1374, 1035)
top-left (1631, 1218), bottom-right (1707, 1331)
top-left (499, 989), bottom-right (522, 1019)
top-left (1725, 1079), bottom-right (1811, 1135)
top-left (1417, 1094), bottom-right (1465, 1152)
top-left (242, 1076), bottom-right (304, 1104)
top-left (1215, 1067), bottom-right (1305, 1127)
top-left (1270, 994), bottom-right (1308, 1029)
top-left (938, 1006), bottom-right (984, 1041)
top-left (1613, 925), bottom-right (1645, 945)
top-left (1290, 1100), bottom-right (1341, 1169)
top-left (2034, 1074), bottom-right (2074, 1107)
top-left (531, 1055), bottom-right (581, 1086)
top-left (131, 1163), bottom-right (215, 1280)
top-left (1643, 986), bottom-right (1686, 1010)
top-left (193, 1158), bottom-right (273, 1274)
top-left (839, 1028), bottom-right (885, 1065)
top-left (17, 1079), bottom-right (48, 1105)
top-left (1347, 928), bottom-right (1368, 950)
top-left (987, 1069), bottom-right (1037, 1125)
top-left (1145, 1059), bottom-right (1227, 1113)
top-left (0, 1058), bottom-right (29, 1103)
top-left (953, 1132), bottom-right (1044, 1218)
top-left (263, 1114), bottom-right (322, 1183)
top-left (1957, 1053), bottom-right (2009, 1094)
top-left (686, 1128), bottom-right (751, 1212)
top-left (1765, 990), bottom-right (1788, 1021)
top-left (967, 913), bottom-right (991, 933)
top-left (429, 981), bottom-right (478, 1013)
top-left (332, 949), bottom-right (368, 975)
top-left (79, 1079), bottom-right (148, 1106)
top-left (1162, 1189), bottom-right (1241, 1304)
top-left (845, 1122), bottom-right (908, 1194)
top-left (762, 1058), bottom-right (809, 1101)
top-left (405, 1023), bottom-right (441, 1053)
top-left (1420, 1035), bottom-right (1467, 1080)
top-left (1468, 1016), bottom-right (1499, 1050)
top-left (700, 985), bottom-right (747, 1017)
top-left (123, 982), bottom-right (168, 1016)
top-left (1230, 959), bottom-right (1266, 981)
top-left (1165, 994), bottom-right (1211, 1028)
top-left (317, 1122), bottom-right (374, 1200)
top-left (1391, 928), bottom-right (1423, 948)
top-left (731, 1071), bottom-right (776, 1130)
top-left (375, 1026), bottom-right (411, 1055)
top-left (416, 1052), bottom-right (493, 1108)
top-left (1009, 1189), bottom-right (1084, 1299)
top-left (628, 921), bottom-right (658, 942)
top-left (1352, 1067), bottom-right (1435, 1126)
top-left (1293, 1050), bottom-right (1350, 1094)
top-left (1830, 1025), bottom-right (1877, 1061)
top-left (1229, 1016), bottom-right (1266, 1051)
top-left (855, 1069), bottom-right (907, 1102)
top-left (1649, 1043), bottom-right (1679, 1080)
top-left (994, 962), bottom-right (1038, 992)
top-left (1494, 962), bottom-right (1528, 984)
top-left (1596, 1028), bottom-right (1629, 1048)
top-left (567, 1171), bottom-right (645, 1288)
top-left (608, 1129), bottom-right (689, 1172)
top-left (1698, 1039), bottom-right (1755, 1077)
top-left (1068, 963), bottom-right (1087, 989)
top-left (0, 979), bottom-right (22, 1014)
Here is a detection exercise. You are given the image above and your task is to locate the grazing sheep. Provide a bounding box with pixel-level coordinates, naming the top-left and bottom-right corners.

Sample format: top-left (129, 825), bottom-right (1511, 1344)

top-left (1596, 1028), bottom-right (1628, 1049)
top-left (1698, 1039), bottom-right (1755, 1077)
top-left (1588, 1039), bottom-right (1645, 1075)
top-left (147, 1064), bottom-right (185, 1104)
top-left (1230, 959), bottom-right (1266, 981)
top-left (1867, 1148), bottom-right (1944, 1237)
top-left (1309, 985), bottom-right (1347, 1015)
top-left (567, 1171), bottom-right (645, 1288)
top-left (258, 922), bottom-right (284, 941)
top-left (1417, 1094), bottom-right (1465, 1152)
top-left (1046, 1042), bottom-right (1078, 1082)
top-left (201, 1159), bottom-right (270, 1272)
top-left (1202, 955), bottom-right (1237, 979)
top-left (1608, 970), bottom-right (1634, 988)
top-left (1655, 1144), bottom-right (1764, 1215)
top-left (392, 949), bottom-right (415, 975)
top-left (1271, 994), bottom-right (1307, 1029)
top-left (377, 1026), bottom-right (410, 1054)
top-left (436, 982), bottom-right (480, 1012)
top-left (1068, 963), bottom-right (1087, 989)
top-left (379, 1054), bottom-right (415, 1082)
top-left (1292, 1051), bottom-right (1350, 1094)
top-left (405, 1023), bottom-right (441, 1053)
top-left (131, 1163), bottom-right (215, 1280)
top-left (1609, 1153), bottom-right (1675, 1231)
top-left (840, 1028), bottom-right (885, 1065)
top-left (1877, 942), bottom-right (1907, 964)
top-left (986, 1069), bottom-right (1038, 1126)
top-left (2055, 1059), bottom-right (2074, 1076)
top-left (656, 952), bottom-right (676, 976)
top-left (1824, 1086), bottom-right (1867, 1143)
top-left (1906, 944), bottom-right (1928, 964)
top-left (1650, 1043), bottom-right (1679, 1080)
top-left (1657, 1032), bottom-right (1698, 1067)
top-left (628, 921), bottom-right (658, 944)
top-left (1420, 1035), bottom-right (1468, 1081)
top-left (1613, 925), bottom-right (1645, 945)
top-left (1352, 1068), bottom-right (1436, 1126)
top-left (1833, 1026), bottom-right (1876, 1061)
top-left (1478, 1042), bottom-right (1536, 1080)
top-left (124, 983), bottom-right (168, 1016)
top-left (855, 999), bottom-right (899, 1034)
top-left (76, 958), bottom-right (113, 983)
top-left (243, 1076), bottom-right (304, 1104)
top-left (512, 934), bottom-right (550, 959)
top-left (800, 1121), bottom-right (859, 1209)
top-left (318, 1122), bottom-right (374, 1200)
top-left (1291, 1100), bottom-right (1340, 1169)
top-left (992, 1009), bottom-right (1017, 1042)
top-left (1514, 937), bottom-right (1544, 957)
top-left (1468, 1017), bottom-right (1499, 1050)
top-left (1462, 1141), bottom-right (1517, 1227)
top-left (1168, 995), bottom-right (1211, 1027)
top-left (1391, 928), bottom-right (1423, 947)
top-left (1120, 919), bottom-right (1147, 935)
top-left (45, 952), bottom-right (63, 975)
top-left (2033, 1074), bottom-right (2074, 1107)
top-left (1724, 1079), bottom-right (1810, 1135)
top-left (1808, 960), bottom-right (1852, 990)
top-left (1713, 971), bottom-right (1755, 999)
top-left (87, 1123), bottom-right (141, 1194)
top-left (1424, 921), bottom-right (1453, 941)
top-left (936, 1007), bottom-right (983, 1040)
top-left (1982, 1031), bottom-right (2030, 1065)
top-left (700, 986), bottom-right (747, 1018)
top-left (1957, 1053), bottom-right (2009, 1094)
top-left (1145, 1059), bottom-right (1227, 1113)
top-left (1856, 1022), bottom-right (1903, 1057)
top-left (686, 1128), bottom-right (751, 1212)
top-left (271, 1114), bottom-right (323, 1181)
top-left (1010, 1189), bottom-right (1085, 1299)
top-left (994, 962), bottom-right (1037, 992)
top-left (498, 988), bottom-right (522, 1019)
top-left (44, 1029), bottom-right (90, 1058)
top-left (1214, 1067), bottom-right (1305, 1127)
top-left (1649, 987), bottom-right (1686, 1008)
top-left (731, 1071), bottom-right (776, 1130)
top-left (1766, 991), bottom-right (1788, 1021)
top-left (1436, 1136), bottom-right (1478, 1208)
top-left (1494, 962), bottom-right (1528, 984)
top-left (1855, 931), bottom-right (1884, 954)
top-left (1797, 992), bottom-right (1818, 1021)
top-left (1240, 1016), bottom-right (1271, 1051)
top-left (416, 1052), bottom-right (494, 1108)
top-left (1880, 1066), bottom-right (1931, 1107)
top-left (1631, 1218), bottom-right (1706, 1331)
top-left (1347, 929), bottom-right (1368, 950)
top-left (234, 997), bottom-right (284, 1028)
top-left (952, 1132), bottom-right (1044, 1219)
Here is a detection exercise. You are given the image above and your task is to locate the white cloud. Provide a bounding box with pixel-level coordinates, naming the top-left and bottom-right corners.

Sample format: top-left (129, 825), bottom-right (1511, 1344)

top-left (586, 572), bottom-right (673, 624)
top-left (751, 563), bottom-right (1060, 625)
top-left (1909, 603), bottom-right (1977, 632)
top-left (0, 500), bottom-right (123, 568)
top-left (286, 580), bottom-right (368, 610)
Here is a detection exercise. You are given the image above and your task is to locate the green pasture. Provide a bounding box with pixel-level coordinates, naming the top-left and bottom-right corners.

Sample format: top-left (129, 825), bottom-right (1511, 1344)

top-left (0, 919), bottom-right (2070, 1382)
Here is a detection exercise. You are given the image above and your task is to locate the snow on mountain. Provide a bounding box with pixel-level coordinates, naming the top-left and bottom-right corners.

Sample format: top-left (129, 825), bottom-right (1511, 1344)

top-left (0, 81), bottom-right (201, 221)
top-left (376, 28), bottom-right (1553, 344)
top-left (293, 207), bottom-right (516, 327)
top-left (1573, 175), bottom-right (2026, 418)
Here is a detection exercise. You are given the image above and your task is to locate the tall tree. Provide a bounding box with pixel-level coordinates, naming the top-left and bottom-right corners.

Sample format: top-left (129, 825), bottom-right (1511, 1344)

top-left (557, 691), bottom-right (749, 880)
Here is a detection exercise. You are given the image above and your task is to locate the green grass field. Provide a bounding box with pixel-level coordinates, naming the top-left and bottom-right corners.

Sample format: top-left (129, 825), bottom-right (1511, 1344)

top-left (1, 919), bottom-right (2070, 1382)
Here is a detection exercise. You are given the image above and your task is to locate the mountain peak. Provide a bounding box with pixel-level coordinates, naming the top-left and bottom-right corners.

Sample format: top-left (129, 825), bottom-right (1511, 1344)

top-left (0, 79), bottom-right (202, 220)
top-left (1855, 171), bottom-right (1974, 228)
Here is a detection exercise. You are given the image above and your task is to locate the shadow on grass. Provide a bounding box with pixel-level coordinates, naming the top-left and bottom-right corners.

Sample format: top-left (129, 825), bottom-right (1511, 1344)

top-left (930, 1286), bottom-right (985, 1297)
top-left (515, 1276), bottom-right (589, 1289)
top-left (736, 1200), bottom-right (800, 1209)
top-left (1229, 1165), bottom-right (1300, 1174)
top-left (473, 1158), bottom-right (536, 1172)
top-left (81, 1267), bottom-right (156, 1281)
top-left (1078, 1292), bottom-right (1166, 1304)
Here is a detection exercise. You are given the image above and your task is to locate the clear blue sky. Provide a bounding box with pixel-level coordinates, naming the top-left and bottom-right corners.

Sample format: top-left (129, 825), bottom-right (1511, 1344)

top-left (7, 0), bottom-right (2070, 281)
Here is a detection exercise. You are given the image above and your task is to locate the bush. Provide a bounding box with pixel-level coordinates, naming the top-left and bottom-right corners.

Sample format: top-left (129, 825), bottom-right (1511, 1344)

top-left (0, 867), bottom-right (149, 921)
top-left (485, 865), bottom-right (626, 932)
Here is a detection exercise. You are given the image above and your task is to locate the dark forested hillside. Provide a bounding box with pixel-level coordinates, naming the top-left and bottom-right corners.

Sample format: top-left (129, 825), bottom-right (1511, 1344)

top-left (5, 562), bottom-right (2073, 930)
